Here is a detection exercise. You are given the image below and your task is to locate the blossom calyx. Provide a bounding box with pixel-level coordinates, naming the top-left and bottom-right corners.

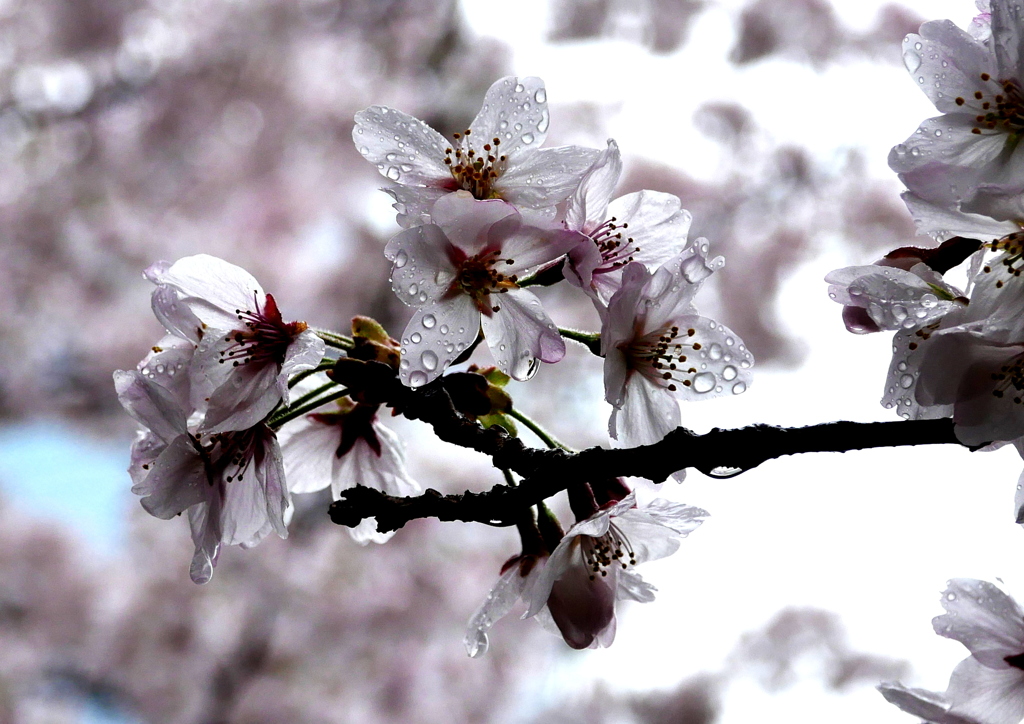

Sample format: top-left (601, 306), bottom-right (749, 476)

top-left (349, 315), bottom-right (401, 369)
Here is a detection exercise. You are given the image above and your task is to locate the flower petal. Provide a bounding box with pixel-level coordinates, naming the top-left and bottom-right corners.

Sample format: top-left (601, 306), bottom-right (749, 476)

top-left (114, 369), bottom-right (188, 444)
top-left (946, 656), bottom-right (1024, 724)
top-left (385, 222), bottom-right (458, 307)
top-left (934, 578), bottom-right (1024, 667)
top-left (352, 105), bottom-right (452, 187)
top-left (481, 288), bottom-right (564, 380)
top-left (470, 76), bottom-right (550, 158)
top-left (878, 682), bottom-right (974, 724)
top-left (146, 254), bottom-right (264, 330)
top-left (465, 560), bottom-right (536, 658)
top-left (565, 139), bottom-right (622, 231)
top-left (430, 193), bottom-right (519, 256)
top-left (383, 184), bottom-right (449, 229)
top-left (497, 145), bottom-right (602, 209)
top-left (399, 296), bottom-right (480, 387)
top-left (133, 434), bottom-right (209, 519)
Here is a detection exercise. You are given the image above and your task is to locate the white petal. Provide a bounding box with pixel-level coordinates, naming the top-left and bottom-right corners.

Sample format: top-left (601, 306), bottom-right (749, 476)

top-left (146, 254), bottom-right (264, 330)
top-left (565, 139), bottom-right (621, 230)
top-left (137, 337), bottom-right (195, 415)
top-left (200, 355), bottom-right (283, 434)
top-left (470, 76), bottom-right (550, 158)
top-left (114, 369), bottom-right (188, 444)
top-left (398, 296), bottom-right (480, 387)
top-left (481, 289), bottom-right (564, 380)
top-left (498, 225), bottom-right (583, 274)
top-left (383, 184), bottom-right (448, 229)
top-left (151, 285), bottom-right (204, 344)
top-left (497, 145), bottom-right (601, 210)
top-left (352, 105), bottom-right (452, 186)
top-left (616, 569), bottom-right (657, 603)
top-left (430, 193), bottom-right (519, 256)
top-left (610, 374), bottom-right (680, 448)
top-left (825, 264), bottom-right (958, 331)
top-left (878, 682), bottom-right (974, 724)
top-left (279, 415), bottom-right (336, 494)
top-left (883, 323), bottom-right (954, 420)
top-left (606, 190), bottom-right (693, 269)
top-left (220, 431), bottom-right (289, 545)
top-left (946, 656), bottom-right (1024, 724)
top-left (134, 434), bottom-right (209, 519)
top-left (907, 22), bottom-right (992, 113)
top-left (902, 191), bottom-right (1018, 241)
top-left (464, 560), bottom-right (536, 658)
top-left (933, 578), bottom-right (1024, 667)
top-left (385, 222), bottom-right (458, 307)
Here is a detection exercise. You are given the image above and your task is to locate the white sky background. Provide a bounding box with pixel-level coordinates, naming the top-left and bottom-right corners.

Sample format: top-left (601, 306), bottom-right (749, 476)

top-left (457, 0), bottom-right (1024, 722)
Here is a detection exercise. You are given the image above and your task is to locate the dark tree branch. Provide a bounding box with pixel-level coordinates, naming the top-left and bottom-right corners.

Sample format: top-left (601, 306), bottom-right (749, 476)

top-left (326, 359), bottom-right (967, 534)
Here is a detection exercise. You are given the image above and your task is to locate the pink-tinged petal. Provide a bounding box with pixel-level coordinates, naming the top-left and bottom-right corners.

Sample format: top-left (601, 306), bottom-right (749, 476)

top-left (891, 117), bottom-right (1008, 195)
top-left (962, 183), bottom-right (1024, 222)
top-left (524, 533), bottom-right (579, 619)
top-left (114, 370), bottom-right (188, 444)
top-left (565, 235), bottom-right (603, 293)
top-left (565, 139), bottom-right (622, 231)
top-left (602, 345), bottom-right (630, 410)
top-left (641, 241), bottom-right (723, 332)
top-left (133, 434), bottom-right (209, 519)
top-left (610, 374), bottom-right (680, 449)
top-left (902, 191), bottom-right (1018, 242)
top-left (352, 105), bottom-right (452, 186)
top-left (430, 193), bottom-right (519, 256)
top-left (279, 415), bottom-right (336, 494)
top-left (655, 315), bottom-right (753, 402)
top-left (616, 569), bottom-right (657, 603)
top-left (825, 265), bottom-right (958, 331)
top-left (499, 226), bottom-right (583, 274)
top-left (146, 254), bottom-right (264, 330)
top-left (934, 579), bottom-right (1024, 667)
top-left (188, 501), bottom-right (222, 585)
top-left (465, 559), bottom-right (539, 658)
top-left (334, 430), bottom-right (418, 500)
top-left (199, 353), bottom-right (282, 434)
top-left (128, 430), bottom-right (166, 487)
top-left (878, 683), bottom-right (977, 724)
top-left (602, 263), bottom-right (650, 357)
top-left (606, 190), bottom-right (692, 268)
top-left (399, 296), bottom-right (479, 387)
top-left (278, 329), bottom-right (326, 393)
top-left (884, 323), bottom-right (955, 419)
top-left (137, 337), bottom-right (195, 414)
top-left (221, 430), bottom-right (289, 545)
top-left (470, 76), bottom-right (550, 157)
top-left (946, 657), bottom-right (1024, 724)
top-left (481, 289), bottom-right (564, 380)
top-left (907, 22), bottom-right (992, 113)
top-left (545, 553), bottom-right (617, 650)
top-left (385, 223), bottom-right (457, 307)
top-left (497, 145), bottom-right (602, 209)
top-left (151, 285), bottom-right (204, 344)
top-left (992, 0), bottom-right (1024, 80)
top-left (383, 184), bottom-right (448, 229)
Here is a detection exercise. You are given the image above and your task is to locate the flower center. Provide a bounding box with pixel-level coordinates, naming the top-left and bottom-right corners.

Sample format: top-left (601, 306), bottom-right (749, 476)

top-left (589, 216), bottom-right (640, 275)
top-left (982, 231), bottom-right (1024, 288)
top-left (957, 74), bottom-right (1024, 136)
top-left (444, 129), bottom-right (507, 200)
top-left (624, 324), bottom-right (704, 392)
top-left (219, 293), bottom-right (307, 367)
top-left (452, 249), bottom-right (519, 315)
top-left (192, 426), bottom-right (265, 485)
top-left (990, 351), bottom-right (1024, 404)
top-left (580, 523), bottom-right (636, 581)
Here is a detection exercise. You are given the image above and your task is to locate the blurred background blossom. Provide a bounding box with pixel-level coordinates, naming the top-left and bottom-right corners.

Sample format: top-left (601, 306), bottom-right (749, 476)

top-left (0, 0), bottom-right (1017, 722)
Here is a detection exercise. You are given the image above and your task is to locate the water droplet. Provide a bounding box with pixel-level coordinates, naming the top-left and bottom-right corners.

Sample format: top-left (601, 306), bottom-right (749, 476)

top-left (439, 324), bottom-right (449, 335)
top-left (521, 132), bottom-right (535, 144)
top-left (418, 292), bottom-right (427, 303)
top-left (422, 314), bottom-right (436, 329)
top-left (394, 250), bottom-right (408, 268)
top-left (892, 305), bottom-right (908, 322)
top-left (934, 129), bottom-right (942, 137)
top-left (693, 372), bottom-right (716, 393)
top-left (386, 166), bottom-right (401, 180)
top-left (535, 88), bottom-right (546, 103)
top-left (514, 82), bottom-right (525, 92)
top-left (903, 50), bottom-right (922, 73)
top-left (897, 361), bottom-right (907, 371)
top-left (725, 337), bottom-right (734, 346)
top-left (732, 382), bottom-right (746, 395)
top-left (538, 110), bottom-right (549, 133)
top-left (400, 358), bottom-right (410, 369)
top-left (408, 370), bottom-right (428, 387)
top-left (722, 365), bottom-right (737, 381)
top-left (739, 360), bottom-right (751, 369)
top-left (421, 350), bottom-right (438, 371)
top-left (709, 343), bottom-right (723, 360)
top-left (900, 374), bottom-right (914, 389)
top-left (410, 332), bottom-right (422, 344)
top-left (408, 283), bottom-right (418, 295)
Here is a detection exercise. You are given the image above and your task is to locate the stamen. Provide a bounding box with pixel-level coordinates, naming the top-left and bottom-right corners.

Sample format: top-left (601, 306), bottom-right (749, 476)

top-left (444, 131), bottom-right (507, 199)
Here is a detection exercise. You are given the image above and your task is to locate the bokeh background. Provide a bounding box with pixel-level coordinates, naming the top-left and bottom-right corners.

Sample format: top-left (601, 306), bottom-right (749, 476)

top-left (1, 0), bottom-right (1021, 722)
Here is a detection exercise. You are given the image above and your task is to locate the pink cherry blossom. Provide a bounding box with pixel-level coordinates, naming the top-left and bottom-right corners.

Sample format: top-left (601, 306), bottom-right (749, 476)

top-left (602, 243), bottom-right (753, 470)
top-left (881, 579), bottom-right (1024, 724)
top-left (385, 192), bottom-right (582, 386)
top-left (521, 493), bottom-right (707, 650)
top-left (279, 397), bottom-right (420, 544)
top-left (146, 254), bottom-right (325, 433)
top-left (353, 76), bottom-right (600, 228)
top-left (564, 139), bottom-right (694, 305)
top-left (890, 1), bottom-right (1024, 208)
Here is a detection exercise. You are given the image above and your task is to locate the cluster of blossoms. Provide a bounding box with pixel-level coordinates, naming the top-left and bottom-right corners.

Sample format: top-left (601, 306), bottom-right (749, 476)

top-left (116, 76), bottom-right (753, 652)
top-left (827, 2), bottom-right (1024, 720)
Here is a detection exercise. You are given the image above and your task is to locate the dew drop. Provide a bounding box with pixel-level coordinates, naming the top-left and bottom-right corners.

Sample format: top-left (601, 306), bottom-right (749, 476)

top-left (709, 343), bottom-right (723, 360)
top-left (394, 250), bottom-right (408, 268)
top-left (408, 370), bottom-right (428, 387)
top-left (514, 82), bottom-right (525, 92)
top-left (739, 360), bottom-right (751, 369)
top-left (410, 332), bottom-right (422, 344)
top-left (903, 50), bottom-right (922, 73)
top-left (421, 350), bottom-right (438, 371)
top-left (535, 88), bottom-right (546, 103)
top-left (732, 382), bottom-right (746, 395)
top-left (422, 314), bottom-right (436, 329)
top-left (693, 372), bottom-right (716, 393)
top-left (900, 374), bottom-right (914, 388)
top-left (408, 283), bottom-right (418, 296)
top-left (439, 324), bottom-right (449, 334)
top-left (722, 365), bottom-right (737, 381)
top-left (386, 166), bottom-right (401, 180)
top-left (418, 292), bottom-right (428, 303)
top-left (725, 337), bottom-right (734, 346)
top-left (521, 132), bottom-right (535, 144)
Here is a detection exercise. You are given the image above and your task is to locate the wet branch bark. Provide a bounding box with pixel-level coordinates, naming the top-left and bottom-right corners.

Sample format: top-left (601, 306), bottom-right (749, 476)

top-left (326, 359), bottom-right (967, 534)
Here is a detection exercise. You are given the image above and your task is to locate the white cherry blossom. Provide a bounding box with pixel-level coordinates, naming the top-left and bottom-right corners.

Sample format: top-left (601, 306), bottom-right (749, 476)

top-left (146, 254), bottom-right (325, 433)
top-left (114, 367), bottom-right (290, 584)
top-left (602, 243), bottom-right (753, 471)
top-left (279, 397), bottom-right (419, 544)
top-left (522, 492), bottom-right (707, 650)
top-left (385, 191), bottom-right (582, 386)
top-left (891, 1), bottom-right (1024, 208)
top-left (881, 579), bottom-right (1024, 724)
top-left (353, 76), bottom-right (600, 227)
top-left (563, 140), bottom-right (693, 305)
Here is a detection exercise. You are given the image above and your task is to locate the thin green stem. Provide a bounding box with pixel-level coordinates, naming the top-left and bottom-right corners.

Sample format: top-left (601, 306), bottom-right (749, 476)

top-left (507, 408), bottom-right (572, 451)
top-left (502, 468), bottom-right (518, 487)
top-left (269, 388), bottom-right (350, 429)
top-left (288, 360), bottom-right (336, 389)
top-left (314, 328), bottom-right (355, 351)
top-left (558, 327), bottom-right (602, 356)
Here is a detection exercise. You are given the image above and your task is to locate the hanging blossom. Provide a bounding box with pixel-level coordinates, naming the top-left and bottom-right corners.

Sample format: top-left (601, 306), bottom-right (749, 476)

top-left (146, 254), bottom-right (325, 433)
top-left (563, 139), bottom-right (694, 305)
top-left (114, 358), bottom-right (290, 584)
top-left (353, 76), bottom-right (600, 228)
top-left (890, 0), bottom-right (1024, 209)
top-left (602, 243), bottom-right (753, 478)
top-left (385, 191), bottom-right (582, 387)
top-left (517, 492), bottom-right (708, 650)
top-left (880, 579), bottom-right (1024, 724)
top-left (279, 394), bottom-right (419, 544)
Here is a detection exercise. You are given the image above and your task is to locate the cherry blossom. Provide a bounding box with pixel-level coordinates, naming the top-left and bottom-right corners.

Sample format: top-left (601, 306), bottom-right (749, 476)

top-left (353, 76), bottom-right (600, 227)
top-left (890, 1), bottom-right (1024, 208)
top-left (146, 254), bottom-right (325, 433)
top-left (464, 552), bottom-right (548, 658)
top-left (280, 397), bottom-right (419, 544)
top-left (385, 191), bottom-right (582, 386)
top-left (522, 492), bottom-right (707, 650)
top-left (881, 578), bottom-right (1024, 724)
top-left (602, 243), bottom-right (754, 468)
top-left (114, 367), bottom-right (290, 584)
top-left (564, 140), bottom-right (694, 305)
